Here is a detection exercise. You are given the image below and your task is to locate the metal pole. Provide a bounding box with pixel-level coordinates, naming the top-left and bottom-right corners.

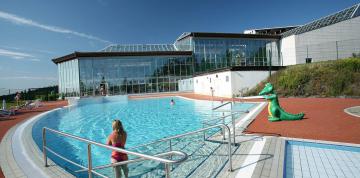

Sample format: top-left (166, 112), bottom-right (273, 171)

top-left (203, 123), bottom-right (206, 141)
top-left (169, 139), bottom-right (172, 151)
top-left (231, 102), bottom-right (235, 143)
top-left (269, 49), bottom-right (272, 77)
top-left (306, 45), bottom-right (308, 58)
top-left (336, 41), bottom-right (339, 60)
top-left (165, 163), bottom-right (171, 178)
top-left (222, 113), bottom-right (225, 140)
top-left (42, 128), bottom-right (48, 167)
top-left (223, 125), bottom-right (233, 172)
top-left (87, 144), bottom-right (93, 178)
top-left (169, 139), bottom-right (174, 168)
top-left (232, 114), bottom-right (236, 144)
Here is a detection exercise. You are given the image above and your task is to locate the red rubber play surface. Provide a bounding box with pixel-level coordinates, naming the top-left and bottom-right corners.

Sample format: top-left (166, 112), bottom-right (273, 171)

top-left (244, 98), bottom-right (360, 144)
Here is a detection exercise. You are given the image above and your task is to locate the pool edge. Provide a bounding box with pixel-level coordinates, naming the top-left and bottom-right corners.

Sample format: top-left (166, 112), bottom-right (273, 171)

top-left (0, 107), bottom-right (75, 178)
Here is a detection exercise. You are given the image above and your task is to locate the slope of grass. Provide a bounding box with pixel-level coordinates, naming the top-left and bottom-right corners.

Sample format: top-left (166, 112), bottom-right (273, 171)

top-left (245, 58), bottom-right (360, 97)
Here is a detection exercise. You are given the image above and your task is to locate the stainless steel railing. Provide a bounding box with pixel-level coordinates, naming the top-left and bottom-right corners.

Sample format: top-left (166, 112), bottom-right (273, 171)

top-left (210, 101), bottom-right (249, 144)
top-left (129, 124), bottom-right (233, 172)
top-left (212, 101), bottom-right (232, 110)
top-left (203, 112), bottom-right (244, 144)
top-left (42, 127), bottom-right (188, 178)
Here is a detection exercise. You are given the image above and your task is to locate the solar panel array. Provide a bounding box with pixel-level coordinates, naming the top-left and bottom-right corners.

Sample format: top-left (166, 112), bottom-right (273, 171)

top-left (101, 44), bottom-right (178, 52)
top-left (282, 4), bottom-right (360, 37)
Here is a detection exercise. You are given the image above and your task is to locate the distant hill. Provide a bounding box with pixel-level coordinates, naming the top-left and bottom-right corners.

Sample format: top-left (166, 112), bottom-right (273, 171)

top-left (0, 86), bottom-right (59, 101)
top-left (245, 58), bottom-right (360, 97)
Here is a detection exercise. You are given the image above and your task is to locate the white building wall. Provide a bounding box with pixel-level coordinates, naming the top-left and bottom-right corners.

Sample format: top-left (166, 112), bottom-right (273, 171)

top-left (193, 70), bottom-right (273, 97)
top-left (57, 59), bottom-right (80, 96)
top-left (231, 71), bottom-right (274, 96)
top-left (281, 16), bottom-right (360, 65)
top-left (178, 78), bottom-right (194, 91)
top-left (280, 35), bottom-right (297, 66)
top-left (295, 16), bottom-right (360, 64)
top-left (193, 71), bottom-right (233, 97)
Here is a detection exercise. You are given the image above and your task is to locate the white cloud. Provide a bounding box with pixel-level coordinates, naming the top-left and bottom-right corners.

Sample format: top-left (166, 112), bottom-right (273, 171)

top-left (0, 45), bottom-right (55, 55)
top-left (0, 48), bottom-right (40, 61)
top-left (0, 10), bottom-right (111, 44)
top-left (0, 76), bottom-right (57, 80)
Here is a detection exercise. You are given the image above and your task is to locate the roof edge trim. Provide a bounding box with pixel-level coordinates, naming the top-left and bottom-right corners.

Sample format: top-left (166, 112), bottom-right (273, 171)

top-left (52, 51), bottom-right (193, 64)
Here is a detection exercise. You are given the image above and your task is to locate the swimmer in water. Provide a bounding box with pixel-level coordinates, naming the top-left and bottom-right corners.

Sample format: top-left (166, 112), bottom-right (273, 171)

top-left (170, 99), bottom-right (175, 105)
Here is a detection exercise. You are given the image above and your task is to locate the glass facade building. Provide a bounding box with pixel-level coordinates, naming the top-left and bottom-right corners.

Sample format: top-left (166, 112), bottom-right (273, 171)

top-left (174, 33), bottom-right (280, 73)
top-left (53, 32), bottom-right (281, 97)
top-left (78, 56), bottom-right (193, 96)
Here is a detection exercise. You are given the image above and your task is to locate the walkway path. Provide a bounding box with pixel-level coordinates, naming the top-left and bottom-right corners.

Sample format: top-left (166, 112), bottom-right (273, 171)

top-left (0, 100), bottom-right (67, 178)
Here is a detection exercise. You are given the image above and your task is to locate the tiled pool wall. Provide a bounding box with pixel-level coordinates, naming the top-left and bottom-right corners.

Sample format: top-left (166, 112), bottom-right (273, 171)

top-left (284, 140), bottom-right (360, 178)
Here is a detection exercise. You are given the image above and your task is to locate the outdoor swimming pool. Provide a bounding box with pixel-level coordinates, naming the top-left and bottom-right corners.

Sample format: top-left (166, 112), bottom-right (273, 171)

top-left (285, 140), bottom-right (360, 178)
top-left (32, 96), bottom-right (255, 177)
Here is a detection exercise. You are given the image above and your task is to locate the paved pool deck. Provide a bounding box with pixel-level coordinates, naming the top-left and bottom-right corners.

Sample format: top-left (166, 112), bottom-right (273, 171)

top-left (1, 94), bottom-right (359, 178)
top-left (0, 101), bottom-right (67, 178)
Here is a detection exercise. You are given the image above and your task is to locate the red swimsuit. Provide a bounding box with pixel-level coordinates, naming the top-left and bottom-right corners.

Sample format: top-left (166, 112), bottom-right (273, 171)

top-left (110, 132), bottom-right (128, 162)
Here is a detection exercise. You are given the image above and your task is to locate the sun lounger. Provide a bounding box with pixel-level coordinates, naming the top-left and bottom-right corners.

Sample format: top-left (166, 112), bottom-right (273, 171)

top-left (17, 99), bottom-right (42, 110)
top-left (0, 109), bottom-right (12, 118)
top-left (28, 99), bottom-right (42, 109)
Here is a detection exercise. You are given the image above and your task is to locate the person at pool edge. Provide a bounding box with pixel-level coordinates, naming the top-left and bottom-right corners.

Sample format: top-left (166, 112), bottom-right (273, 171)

top-left (106, 119), bottom-right (129, 178)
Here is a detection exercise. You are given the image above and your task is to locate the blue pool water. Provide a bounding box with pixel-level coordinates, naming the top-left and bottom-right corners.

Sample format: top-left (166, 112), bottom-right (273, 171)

top-left (32, 96), bottom-right (254, 177)
top-left (285, 140), bottom-right (360, 178)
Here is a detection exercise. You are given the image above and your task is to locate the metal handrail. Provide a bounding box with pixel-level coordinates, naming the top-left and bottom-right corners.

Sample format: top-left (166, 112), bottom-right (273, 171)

top-left (203, 112), bottom-right (243, 124)
top-left (75, 151), bottom-right (187, 173)
top-left (212, 101), bottom-right (232, 110)
top-left (210, 101), bottom-right (248, 144)
top-left (42, 127), bottom-right (188, 178)
top-left (129, 124), bottom-right (233, 171)
top-left (203, 111), bottom-right (244, 144)
top-left (213, 109), bottom-right (249, 113)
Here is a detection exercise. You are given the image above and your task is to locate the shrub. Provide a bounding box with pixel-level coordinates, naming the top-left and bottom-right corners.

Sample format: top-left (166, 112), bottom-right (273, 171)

top-left (245, 58), bottom-right (360, 97)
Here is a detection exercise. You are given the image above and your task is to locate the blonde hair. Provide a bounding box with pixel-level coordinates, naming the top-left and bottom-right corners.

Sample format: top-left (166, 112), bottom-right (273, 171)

top-left (112, 119), bottom-right (126, 135)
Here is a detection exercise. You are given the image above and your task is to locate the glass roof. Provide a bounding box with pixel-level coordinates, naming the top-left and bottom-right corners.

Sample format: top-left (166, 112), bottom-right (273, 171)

top-left (282, 3), bottom-right (360, 37)
top-left (101, 44), bottom-right (178, 52)
top-left (176, 32), bottom-right (191, 41)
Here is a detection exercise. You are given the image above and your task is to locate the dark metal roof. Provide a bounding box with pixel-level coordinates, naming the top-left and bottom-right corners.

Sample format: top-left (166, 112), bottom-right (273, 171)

top-left (193, 66), bottom-right (285, 77)
top-left (282, 3), bottom-right (360, 37)
top-left (244, 26), bottom-right (300, 35)
top-left (176, 32), bottom-right (281, 41)
top-left (52, 51), bottom-right (193, 64)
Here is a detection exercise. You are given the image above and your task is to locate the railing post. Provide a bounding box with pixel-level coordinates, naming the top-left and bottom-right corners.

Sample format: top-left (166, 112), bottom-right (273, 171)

top-left (165, 163), bottom-right (171, 178)
top-left (222, 112), bottom-right (225, 140)
top-left (203, 123), bottom-right (206, 141)
top-left (42, 128), bottom-right (48, 167)
top-left (231, 102), bottom-right (235, 143)
top-left (231, 114), bottom-right (236, 144)
top-left (224, 125), bottom-right (233, 172)
top-left (87, 144), bottom-right (93, 178)
top-left (169, 139), bottom-right (172, 151)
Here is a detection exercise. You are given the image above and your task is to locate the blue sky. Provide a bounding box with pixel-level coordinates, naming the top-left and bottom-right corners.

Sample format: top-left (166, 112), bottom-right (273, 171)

top-left (0, 0), bottom-right (359, 93)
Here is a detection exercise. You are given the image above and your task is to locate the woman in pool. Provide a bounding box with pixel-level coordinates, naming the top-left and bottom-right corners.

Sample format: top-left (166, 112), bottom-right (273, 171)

top-left (106, 119), bottom-right (129, 178)
top-left (170, 99), bottom-right (175, 105)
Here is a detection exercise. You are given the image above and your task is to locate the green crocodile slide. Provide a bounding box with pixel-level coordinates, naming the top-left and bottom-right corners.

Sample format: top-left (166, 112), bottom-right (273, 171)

top-left (259, 83), bottom-right (305, 122)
